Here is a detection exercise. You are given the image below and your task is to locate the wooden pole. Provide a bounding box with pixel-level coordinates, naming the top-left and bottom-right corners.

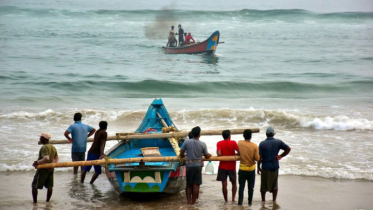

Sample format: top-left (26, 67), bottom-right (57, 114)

top-left (36, 155), bottom-right (241, 169)
top-left (39, 128), bottom-right (260, 145)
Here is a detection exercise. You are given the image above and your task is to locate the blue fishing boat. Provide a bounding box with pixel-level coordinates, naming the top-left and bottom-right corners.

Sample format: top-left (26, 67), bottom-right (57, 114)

top-left (105, 99), bottom-right (186, 194)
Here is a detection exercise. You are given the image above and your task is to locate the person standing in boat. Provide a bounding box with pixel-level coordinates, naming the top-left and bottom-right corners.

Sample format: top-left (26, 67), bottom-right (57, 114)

top-left (166, 25), bottom-right (176, 47)
top-left (32, 132), bottom-right (59, 203)
top-left (81, 121), bottom-right (108, 184)
top-left (216, 130), bottom-right (240, 203)
top-left (185, 32), bottom-right (195, 45)
top-left (64, 113), bottom-right (96, 175)
top-left (176, 24), bottom-right (184, 47)
top-left (180, 126), bottom-right (212, 205)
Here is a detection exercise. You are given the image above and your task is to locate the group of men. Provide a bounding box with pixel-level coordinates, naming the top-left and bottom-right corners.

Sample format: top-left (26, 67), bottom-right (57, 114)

top-left (32, 113), bottom-right (108, 203)
top-left (167, 24), bottom-right (195, 47)
top-left (32, 113), bottom-right (291, 207)
top-left (180, 126), bottom-right (291, 206)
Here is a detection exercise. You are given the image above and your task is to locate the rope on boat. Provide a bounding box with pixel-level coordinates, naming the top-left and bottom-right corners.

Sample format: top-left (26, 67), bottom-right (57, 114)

top-left (104, 156), bottom-right (111, 171)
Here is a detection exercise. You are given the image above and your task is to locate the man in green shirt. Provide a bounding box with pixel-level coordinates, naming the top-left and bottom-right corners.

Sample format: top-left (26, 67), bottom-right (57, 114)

top-left (32, 132), bottom-right (59, 203)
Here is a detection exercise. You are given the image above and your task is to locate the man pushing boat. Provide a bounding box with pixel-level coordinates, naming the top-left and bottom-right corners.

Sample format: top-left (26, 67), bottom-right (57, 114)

top-left (180, 126), bottom-right (212, 205)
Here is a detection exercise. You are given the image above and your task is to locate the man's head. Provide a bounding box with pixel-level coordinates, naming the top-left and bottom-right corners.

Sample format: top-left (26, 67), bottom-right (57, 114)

top-left (188, 32), bottom-right (191, 36)
top-left (266, 127), bottom-right (275, 137)
top-left (99, 121), bottom-right (108, 130)
top-left (222, 130), bottom-right (231, 140)
top-left (191, 126), bottom-right (201, 139)
top-left (243, 129), bottom-right (252, 140)
top-left (188, 131), bottom-right (193, 139)
top-left (171, 26), bottom-right (174, 30)
top-left (178, 24), bottom-right (181, 29)
top-left (73, 113), bottom-right (82, 122)
top-left (184, 32), bottom-right (187, 36)
top-left (39, 132), bottom-right (51, 144)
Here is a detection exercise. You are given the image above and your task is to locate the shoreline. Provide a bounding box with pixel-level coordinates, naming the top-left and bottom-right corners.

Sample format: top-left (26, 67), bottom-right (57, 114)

top-left (1, 171), bottom-right (372, 210)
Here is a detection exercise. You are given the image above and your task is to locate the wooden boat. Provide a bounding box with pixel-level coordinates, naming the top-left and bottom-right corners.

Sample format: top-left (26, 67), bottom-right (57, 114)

top-left (163, 31), bottom-right (220, 54)
top-left (105, 99), bottom-right (186, 194)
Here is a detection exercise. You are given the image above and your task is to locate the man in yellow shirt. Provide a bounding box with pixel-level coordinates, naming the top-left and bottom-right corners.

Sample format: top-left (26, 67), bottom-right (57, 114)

top-left (237, 129), bottom-right (260, 206)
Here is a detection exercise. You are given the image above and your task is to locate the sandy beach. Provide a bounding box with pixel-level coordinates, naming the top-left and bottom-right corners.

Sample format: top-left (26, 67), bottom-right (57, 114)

top-left (1, 171), bottom-right (372, 210)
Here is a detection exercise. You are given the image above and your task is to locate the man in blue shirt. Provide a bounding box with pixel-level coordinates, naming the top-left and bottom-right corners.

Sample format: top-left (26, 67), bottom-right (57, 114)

top-left (257, 127), bottom-right (291, 206)
top-left (180, 126), bottom-right (211, 205)
top-left (64, 113), bottom-right (96, 175)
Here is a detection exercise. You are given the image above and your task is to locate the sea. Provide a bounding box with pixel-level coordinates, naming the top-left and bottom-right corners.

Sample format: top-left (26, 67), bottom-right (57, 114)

top-left (0, 0), bottom-right (373, 206)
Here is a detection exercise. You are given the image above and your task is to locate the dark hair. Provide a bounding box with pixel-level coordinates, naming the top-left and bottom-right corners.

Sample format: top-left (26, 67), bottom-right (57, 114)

top-left (188, 131), bottom-right (193, 139)
top-left (266, 133), bottom-right (274, 138)
top-left (222, 130), bottom-right (231, 139)
top-left (243, 129), bottom-right (252, 140)
top-left (74, 113), bottom-right (82, 121)
top-left (191, 126), bottom-right (201, 138)
top-left (184, 33), bottom-right (187, 36)
top-left (178, 24), bottom-right (181, 27)
top-left (99, 121), bottom-right (108, 130)
top-left (171, 25), bottom-right (174, 28)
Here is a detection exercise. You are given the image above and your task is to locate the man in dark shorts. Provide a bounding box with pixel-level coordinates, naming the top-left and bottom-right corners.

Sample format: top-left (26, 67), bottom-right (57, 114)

top-left (81, 121), bottom-right (108, 184)
top-left (216, 130), bottom-right (240, 202)
top-left (32, 132), bottom-right (59, 203)
top-left (180, 126), bottom-right (211, 205)
top-left (257, 127), bottom-right (291, 206)
top-left (64, 113), bottom-right (96, 175)
top-left (177, 24), bottom-right (184, 47)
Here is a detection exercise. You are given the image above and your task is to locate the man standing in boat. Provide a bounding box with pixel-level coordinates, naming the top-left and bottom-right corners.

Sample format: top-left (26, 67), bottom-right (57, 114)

top-left (81, 121), bottom-right (108, 184)
top-left (176, 24), bottom-right (184, 47)
top-left (180, 126), bottom-right (211, 205)
top-left (166, 25), bottom-right (176, 47)
top-left (32, 132), bottom-right (59, 203)
top-left (257, 127), bottom-right (291, 206)
top-left (216, 130), bottom-right (240, 203)
top-left (64, 113), bottom-right (96, 175)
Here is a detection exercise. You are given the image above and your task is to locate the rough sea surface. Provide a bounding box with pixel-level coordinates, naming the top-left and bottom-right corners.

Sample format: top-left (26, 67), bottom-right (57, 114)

top-left (1, 0), bottom-right (373, 186)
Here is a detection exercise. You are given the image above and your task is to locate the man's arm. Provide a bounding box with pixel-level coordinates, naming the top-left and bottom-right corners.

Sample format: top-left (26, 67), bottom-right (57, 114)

top-left (87, 128), bottom-right (96, 138)
top-left (33, 155), bottom-right (50, 168)
top-left (180, 149), bottom-right (186, 158)
top-left (99, 133), bottom-right (107, 159)
top-left (53, 156), bottom-right (59, 163)
top-left (217, 150), bottom-right (222, 156)
top-left (216, 142), bottom-right (221, 156)
top-left (277, 146), bottom-right (291, 160)
top-left (235, 142), bottom-right (240, 156)
top-left (204, 153), bottom-right (212, 159)
top-left (257, 156), bottom-right (262, 175)
top-left (64, 130), bottom-right (73, 143)
top-left (191, 37), bottom-right (195, 43)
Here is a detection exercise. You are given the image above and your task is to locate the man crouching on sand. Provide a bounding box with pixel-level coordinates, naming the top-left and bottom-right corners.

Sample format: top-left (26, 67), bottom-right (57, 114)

top-left (32, 132), bottom-right (59, 203)
top-left (257, 127), bottom-right (291, 206)
top-left (180, 126), bottom-right (211, 205)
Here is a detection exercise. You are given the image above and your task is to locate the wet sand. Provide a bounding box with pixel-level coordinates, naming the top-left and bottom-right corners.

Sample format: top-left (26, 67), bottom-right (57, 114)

top-left (0, 171), bottom-right (372, 210)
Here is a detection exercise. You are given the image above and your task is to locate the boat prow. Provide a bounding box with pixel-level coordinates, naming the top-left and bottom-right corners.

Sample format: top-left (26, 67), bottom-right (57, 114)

top-left (163, 31), bottom-right (220, 54)
top-left (105, 99), bottom-right (186, 194)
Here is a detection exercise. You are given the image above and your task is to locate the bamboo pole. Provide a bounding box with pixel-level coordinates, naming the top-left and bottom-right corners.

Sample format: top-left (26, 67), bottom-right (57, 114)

top-left (157, 112), bottom-right (180, 156)
top-left (39, 128), bottom-right (260, 145)
top-left (36, 155), bottom-right (241, 169)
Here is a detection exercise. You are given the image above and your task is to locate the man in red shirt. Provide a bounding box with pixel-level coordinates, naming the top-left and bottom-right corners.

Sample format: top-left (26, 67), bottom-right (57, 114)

top-left (216, 130), bottom-right (240, 202)
top-left (185, 32), bottom-right (195, 44)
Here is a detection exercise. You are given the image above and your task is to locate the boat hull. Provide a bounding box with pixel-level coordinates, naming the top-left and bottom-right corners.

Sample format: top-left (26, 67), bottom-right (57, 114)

top-left (163, 31), bottom-right (220, 54)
